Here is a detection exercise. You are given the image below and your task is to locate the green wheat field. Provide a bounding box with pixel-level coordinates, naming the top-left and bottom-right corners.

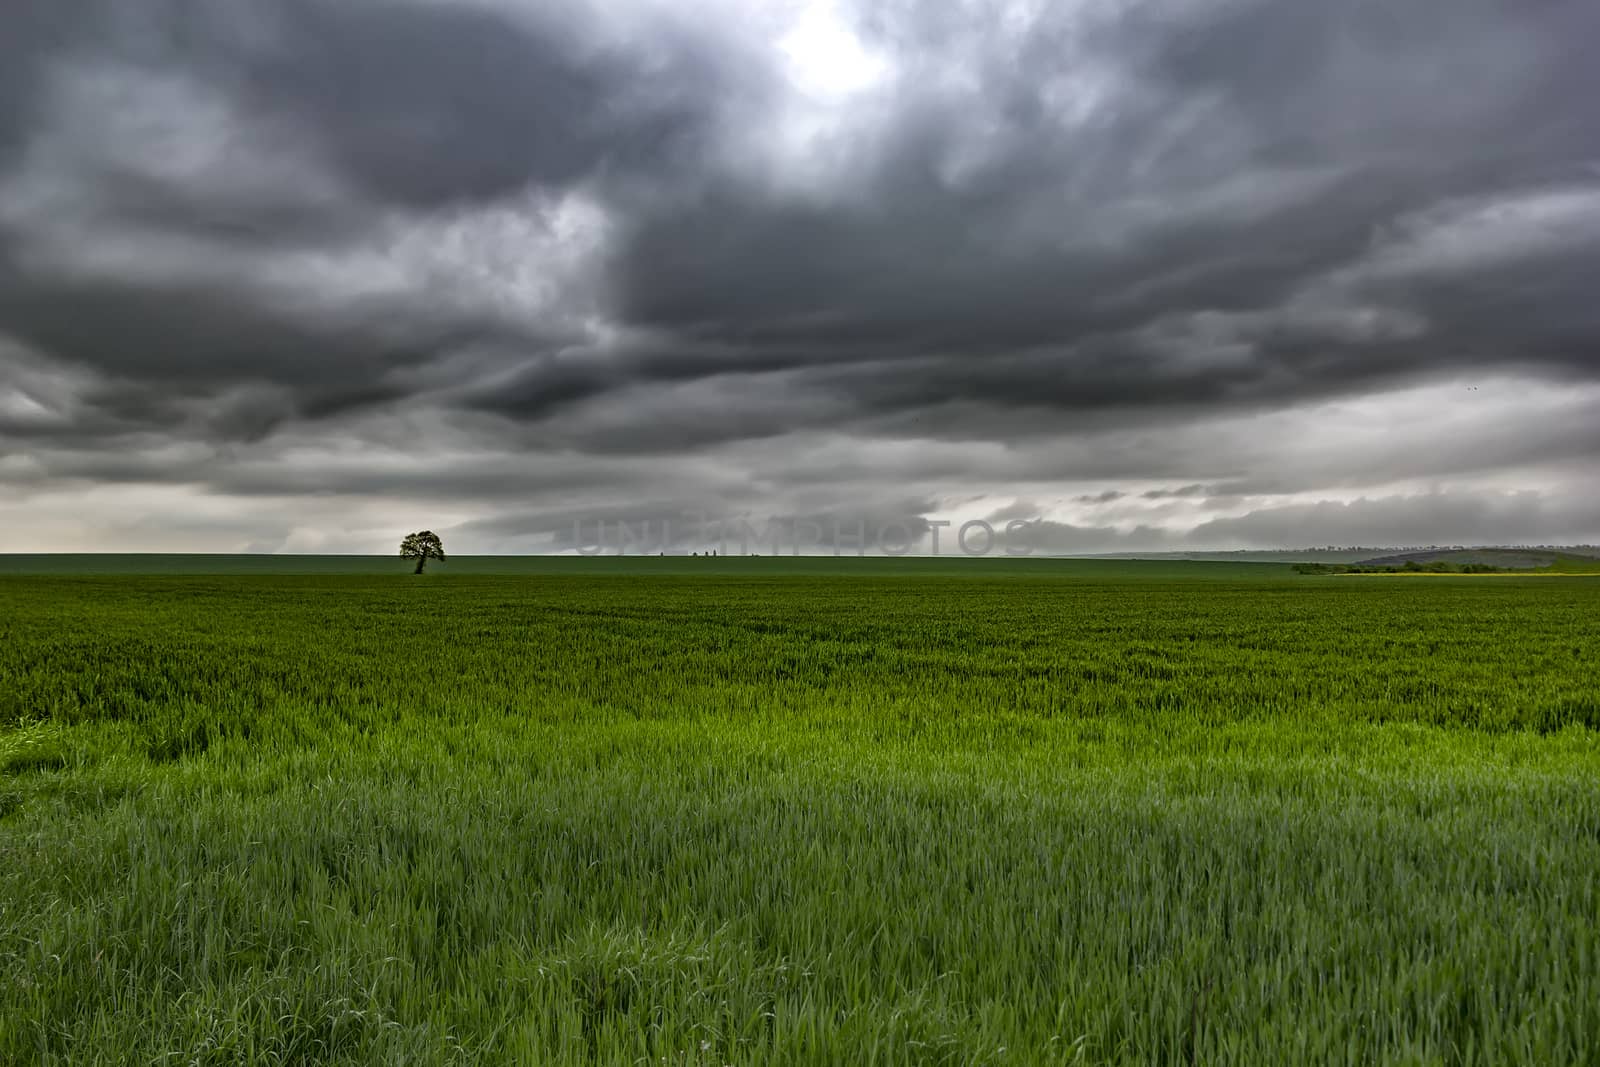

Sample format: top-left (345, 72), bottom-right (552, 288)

top-left (2, 557), bottom-right (1598, 1065)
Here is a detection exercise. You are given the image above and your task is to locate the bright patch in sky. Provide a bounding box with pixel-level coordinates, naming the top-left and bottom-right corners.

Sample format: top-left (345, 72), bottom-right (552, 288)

top-left (779, 3), bottom-right (888, 97)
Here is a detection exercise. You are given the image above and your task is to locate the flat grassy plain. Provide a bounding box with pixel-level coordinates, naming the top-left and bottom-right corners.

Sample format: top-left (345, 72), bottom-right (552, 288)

top-left (2, 559), bottom-right (1598, 1065)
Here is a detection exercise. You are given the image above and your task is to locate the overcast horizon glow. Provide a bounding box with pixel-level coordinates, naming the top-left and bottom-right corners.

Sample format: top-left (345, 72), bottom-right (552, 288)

top-left (2, 0), bottom-right (1598, 554)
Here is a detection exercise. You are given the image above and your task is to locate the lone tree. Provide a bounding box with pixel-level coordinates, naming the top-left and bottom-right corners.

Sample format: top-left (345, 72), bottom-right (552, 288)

top-left (400, 531), bottom-right (446, 574)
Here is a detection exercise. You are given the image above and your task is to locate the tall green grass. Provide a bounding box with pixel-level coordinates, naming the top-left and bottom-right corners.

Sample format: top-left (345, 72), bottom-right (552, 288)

top-left (2, 573), bottom-right (1597, 1064)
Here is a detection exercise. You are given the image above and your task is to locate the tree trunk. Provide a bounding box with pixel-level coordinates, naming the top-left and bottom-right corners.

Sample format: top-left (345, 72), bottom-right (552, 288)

top-left (414, 555), bottom-right (426, 574)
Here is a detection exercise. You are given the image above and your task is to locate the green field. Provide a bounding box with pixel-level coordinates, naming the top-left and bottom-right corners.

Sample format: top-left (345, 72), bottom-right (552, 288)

top-left (2, 561), bottom-right (1598, 1064)
top-left (0, 554), bottom-right (1288, 579)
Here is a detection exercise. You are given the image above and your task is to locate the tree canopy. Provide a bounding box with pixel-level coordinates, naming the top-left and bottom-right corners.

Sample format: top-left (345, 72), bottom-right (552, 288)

top-left (400, 531), bottom-right (446, 574)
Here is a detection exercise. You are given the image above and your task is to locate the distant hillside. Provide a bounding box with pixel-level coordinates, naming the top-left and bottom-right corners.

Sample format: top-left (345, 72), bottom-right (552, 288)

top-left (1356, 548), bottom-right (1600, 570)
top-left (1294, 548), bottom-right (1600, 576)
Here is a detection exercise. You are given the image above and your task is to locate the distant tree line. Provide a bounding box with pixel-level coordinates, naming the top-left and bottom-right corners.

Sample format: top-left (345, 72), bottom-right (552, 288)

top-left (1293, 561), bottom-right (1509, 575)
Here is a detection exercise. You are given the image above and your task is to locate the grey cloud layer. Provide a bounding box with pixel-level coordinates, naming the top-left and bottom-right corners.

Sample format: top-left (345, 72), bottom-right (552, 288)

top-left (2, 0), bottom-right (1599, 548)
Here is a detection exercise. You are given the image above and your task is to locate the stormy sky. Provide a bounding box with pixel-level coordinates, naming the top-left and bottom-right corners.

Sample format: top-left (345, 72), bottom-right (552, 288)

top-left (2, 0), bottom-right (1598, 554)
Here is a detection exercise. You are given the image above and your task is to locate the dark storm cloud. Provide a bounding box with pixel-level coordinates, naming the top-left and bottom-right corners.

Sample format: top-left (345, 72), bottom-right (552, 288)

top-left (3, 0), bottom-right (1600, 547)
top-left (1124, 0), bottom-right (1600, 173)
top-left (0, 6), bottom-right (68, 165)
top-left (0, 0), bottom-right (753, 439)
top-left (0, 273), bottom-right (489, 401)
top-left (217, 0), bottom-right (747, 209)
top-left (588, 0), bottom-right (1600, 445)
top-left (5, 0), bottom-right (744, 204)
